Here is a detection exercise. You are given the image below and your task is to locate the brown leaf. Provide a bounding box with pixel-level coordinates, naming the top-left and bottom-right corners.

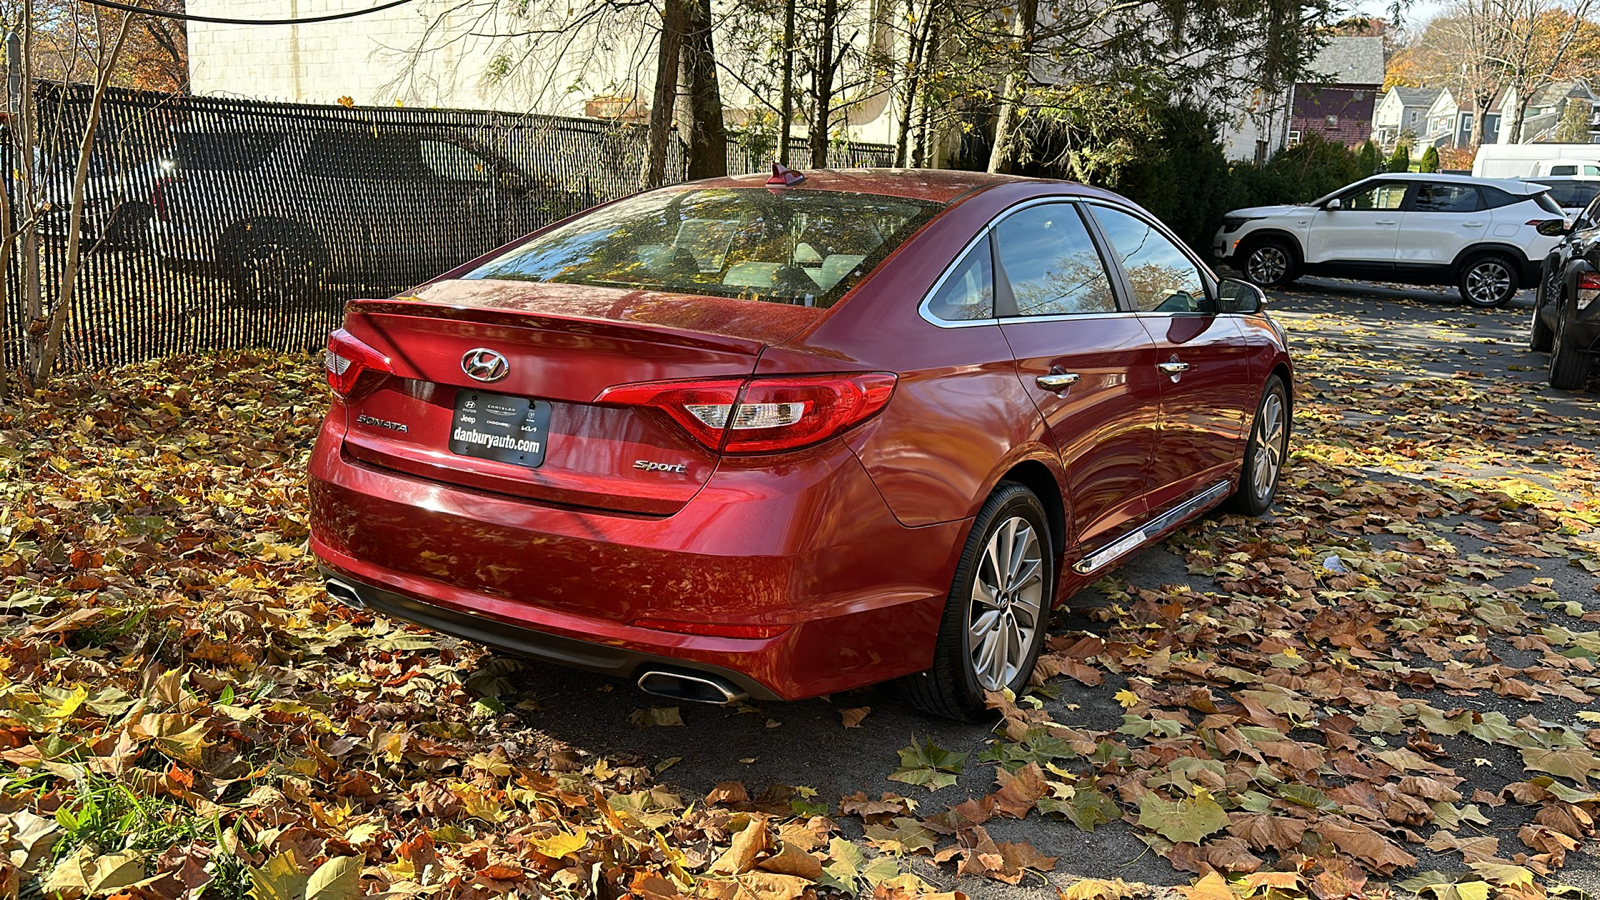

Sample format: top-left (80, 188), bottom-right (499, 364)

top-left (757, 840), bottom-right (824, 880)
top-left (707, 782), bottom-right (750, 806)
top-left (710, 816), bottom-right (770, 875)
top-left (991, 763), bottom-right (1048, 819)
top-left (1312, 819), bottom-right (1417, 875)
top-left (840, 707), bottom-right (872, 728)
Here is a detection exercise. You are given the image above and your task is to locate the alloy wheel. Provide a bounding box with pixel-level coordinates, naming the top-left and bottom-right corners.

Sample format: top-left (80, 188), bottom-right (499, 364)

top-left (1247, 246), bottom-right (1287, 284)
top-left (1465, 260), bottom-right (1512, 306)
top-left (968, 516), bottom-right (1044, 691)
top-left (1252, 389), bottom-right (1287, 504)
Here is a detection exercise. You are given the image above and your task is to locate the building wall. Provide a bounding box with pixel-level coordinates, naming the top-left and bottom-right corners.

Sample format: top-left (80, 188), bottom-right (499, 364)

top-left (187, 0), bottom-right (900, 145)
top-left (1290, 84), bottom-right (1380, 147)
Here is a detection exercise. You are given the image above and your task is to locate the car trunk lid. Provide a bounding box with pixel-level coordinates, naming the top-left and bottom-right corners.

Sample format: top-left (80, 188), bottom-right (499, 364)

top-left (337, 279), bottom-right (824, 515)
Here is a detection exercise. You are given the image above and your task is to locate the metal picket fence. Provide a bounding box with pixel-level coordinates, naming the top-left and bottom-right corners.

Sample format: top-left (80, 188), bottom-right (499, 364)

top-left (2, 83), bottom-right (896, 371)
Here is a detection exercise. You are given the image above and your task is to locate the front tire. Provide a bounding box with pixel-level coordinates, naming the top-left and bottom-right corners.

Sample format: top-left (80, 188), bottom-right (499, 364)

top-left (904, 483), bottom-right (1053, 721)
top-left (1459, 254), bottom-right (1519, 308)
top-left (1225, 376), bottom-right (1290, 516)
top-left (1242, 238), bottom-right (1297, 289)
top-left (1530, 269), bottom-right (1557, 352)
top-left (1549, 299), bottom-right (1593, 390)
top-left (225, 221), bottom-right (328, 309)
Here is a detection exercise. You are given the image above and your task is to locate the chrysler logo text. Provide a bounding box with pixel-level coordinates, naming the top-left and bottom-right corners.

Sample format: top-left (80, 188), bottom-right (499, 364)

top-left (461, 348), bottom-right (510, 383)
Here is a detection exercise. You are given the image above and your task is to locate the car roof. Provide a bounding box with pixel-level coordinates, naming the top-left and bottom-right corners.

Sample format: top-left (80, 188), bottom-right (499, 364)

top-left (1522, 175), bottom-right (1600, 182)
top-left (682, 168), bottom-right (1092, 204)
top-left (1373, 171), bottom-right (1545, 195)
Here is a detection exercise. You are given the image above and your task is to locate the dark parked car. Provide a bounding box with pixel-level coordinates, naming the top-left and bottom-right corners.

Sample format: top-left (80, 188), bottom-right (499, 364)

top-left (308, 168), bottom-right (1294, 720)
top-left (1531, 199), bottom-right (1600, 389)
top-left (148, 126), bottom-right (589, 304)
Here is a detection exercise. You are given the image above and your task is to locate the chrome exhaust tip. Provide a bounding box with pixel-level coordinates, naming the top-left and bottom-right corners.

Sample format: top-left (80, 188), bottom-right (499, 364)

top-left (637, 669), bottom-right (748, 705)
top-left (325, 578), bottom-right (366, 610)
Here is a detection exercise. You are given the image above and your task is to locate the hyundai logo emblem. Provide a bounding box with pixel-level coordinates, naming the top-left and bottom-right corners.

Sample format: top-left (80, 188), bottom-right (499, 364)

top-left (461, 348), bottom-right (509, 383)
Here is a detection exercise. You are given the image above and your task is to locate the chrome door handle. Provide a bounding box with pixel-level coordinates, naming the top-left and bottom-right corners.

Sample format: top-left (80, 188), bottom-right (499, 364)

top-left (1036, 372), bottom-right (1081, 391)
top-left (1158, 361), bottom-right (1190, 375)
top-left (1463, 221), bottom-right (1484, 227)
top-left (1374, 219), bottom-right (1398, 225)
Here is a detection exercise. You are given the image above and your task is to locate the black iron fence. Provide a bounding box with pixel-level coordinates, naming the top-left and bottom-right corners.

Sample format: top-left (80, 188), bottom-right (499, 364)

top-left (2, 83), bottom-right (895, 371)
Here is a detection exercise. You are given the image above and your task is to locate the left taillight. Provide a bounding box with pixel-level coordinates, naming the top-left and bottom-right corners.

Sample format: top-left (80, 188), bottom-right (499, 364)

top-left (324, 329), bottom-right (392, 402)
top-left (597, 372), bottom-right (897, 454)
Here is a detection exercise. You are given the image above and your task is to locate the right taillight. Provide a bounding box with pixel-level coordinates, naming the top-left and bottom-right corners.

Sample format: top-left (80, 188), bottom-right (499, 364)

top-left (150, 175), bottom-right (180, 222)
top-left (1578, 271), bottom-right (1600, 291)
top-left (324, 329), bottom-right (392, 402)
top-left (597, 373), bottom-right (897, 454)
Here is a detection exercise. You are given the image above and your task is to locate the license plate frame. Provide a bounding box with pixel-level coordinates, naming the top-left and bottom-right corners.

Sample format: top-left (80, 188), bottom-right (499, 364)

top-left (448, 389), bottom-right (551, 468)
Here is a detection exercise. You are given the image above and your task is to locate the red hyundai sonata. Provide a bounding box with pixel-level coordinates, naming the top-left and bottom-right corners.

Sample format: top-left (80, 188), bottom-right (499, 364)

top-left (308, 167), bottom-right (1292, 720)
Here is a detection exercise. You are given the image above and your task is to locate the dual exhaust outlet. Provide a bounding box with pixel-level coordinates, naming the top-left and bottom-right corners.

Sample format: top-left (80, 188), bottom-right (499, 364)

top-left (323, 578), bottom-right (748, 705)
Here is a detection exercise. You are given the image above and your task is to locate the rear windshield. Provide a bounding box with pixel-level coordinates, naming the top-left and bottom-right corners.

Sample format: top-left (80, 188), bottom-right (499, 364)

top-left (1533, 191), bottom-right (1566, 216)
top-left (466, 188), bottom-right (941, 307)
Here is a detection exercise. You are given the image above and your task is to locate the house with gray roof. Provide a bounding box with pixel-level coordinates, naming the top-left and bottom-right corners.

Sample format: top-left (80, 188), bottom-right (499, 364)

top-left (1497, 80), bottom-right (1599, 143)
top-left (1372, 86), bottom-right (1442, 151)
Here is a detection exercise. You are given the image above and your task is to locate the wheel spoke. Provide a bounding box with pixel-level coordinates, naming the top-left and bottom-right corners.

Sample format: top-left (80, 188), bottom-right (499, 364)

top-left (970, 609), bottom-right (1001, 650)
top-left (1008, 557), bottom-right (1042, 594)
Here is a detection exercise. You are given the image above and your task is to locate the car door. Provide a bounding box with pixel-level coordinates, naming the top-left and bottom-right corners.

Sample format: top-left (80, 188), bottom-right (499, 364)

top-left (1395, 181), bottom-right (1489, 267)
top-left (1304, 179), bottom-right (1411, 266)
top-left (418, 138), bottom-right (505, 268)
top-left (1086, 203), bottom-right (1253, 517)
top-left (990, 201), bottom-right (1164, 556)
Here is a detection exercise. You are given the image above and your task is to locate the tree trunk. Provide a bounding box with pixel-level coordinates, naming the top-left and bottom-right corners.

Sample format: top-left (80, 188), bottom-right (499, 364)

top-left (810, 0), bottom-right (839, 168)
top-left (18, 0), bottom-right (43, 383)
top-left (34, 14), bottom-right (133, 382)
top-left (910, 14), bottom-right (938, 167)
top-left (987, 0), bottom-right (1039, 174)
top-left (779, 0), bottom-right (796, 165)
top-left (1468, 89), bottom-right (1494, 150)
top-left (641, 0), bottom-right (685, 189)
top-left (1507, 97), bottom-right (1530, 145)
top-left (894, 0), bottom-right (933, 167)
top-left (680, 0), bottom-right (727, 180)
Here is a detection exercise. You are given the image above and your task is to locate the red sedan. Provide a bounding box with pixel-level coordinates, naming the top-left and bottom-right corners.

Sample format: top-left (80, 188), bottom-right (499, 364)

top-left (308, 168), bottom-right (1292, 720)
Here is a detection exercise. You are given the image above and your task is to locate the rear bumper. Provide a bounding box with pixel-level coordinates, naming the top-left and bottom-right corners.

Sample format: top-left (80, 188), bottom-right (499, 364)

top-left (307, 415), bottom-right (966, 701)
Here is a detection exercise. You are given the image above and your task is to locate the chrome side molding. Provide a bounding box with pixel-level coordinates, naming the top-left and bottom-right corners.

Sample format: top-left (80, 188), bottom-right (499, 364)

top-left (1072, 480), bottom-right (1231, 575)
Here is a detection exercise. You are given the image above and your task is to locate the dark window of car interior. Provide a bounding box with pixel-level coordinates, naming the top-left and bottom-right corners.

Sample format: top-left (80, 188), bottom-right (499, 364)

top-left (173, 133), bottom-right (285, 171)
top-left (1411, 183), bottom-right (1482, 212)
top-left (422, 140), bottom-right (493, 182)
top-left (1532, 192), bottom-right (1566, 216)
top-left (466, 188), bottom-right (940, 308)
top-left (1344, 182), bottom-right (1408, 210)
top-left (1580, 196), bottom-right (1600, 230)
top-left (926, 239), bottom-right (994, 321)
top-left (1091, 205), bottom-right (1210, 314)
top-left (993, 204), bottom-right (1115, 316)
top-left (302, 133), bottom-right (426, 180)
top-left (1536, 180), bottom-right (1600, 210)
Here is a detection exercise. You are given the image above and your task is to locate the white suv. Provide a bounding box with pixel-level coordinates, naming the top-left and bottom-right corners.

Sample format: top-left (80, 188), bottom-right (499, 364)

top-left (1214, 173), bottom-right (1567, 307)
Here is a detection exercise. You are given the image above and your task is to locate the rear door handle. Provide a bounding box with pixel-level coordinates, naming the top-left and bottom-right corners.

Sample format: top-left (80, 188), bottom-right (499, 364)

top-left (1036, 372), bottom-right (1081, 392)
top-left (1463, 221), bottom-right (1485, 227)
top-left (1374, 219), bottom-right (1398, 226)
top-left (1158, 360), bottom-right (1190, 376)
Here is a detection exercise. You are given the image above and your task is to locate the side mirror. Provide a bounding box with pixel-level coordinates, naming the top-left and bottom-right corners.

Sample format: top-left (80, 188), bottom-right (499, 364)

top-left (1536, 219), bottom-right (1570, 237)
top-left (1218, 278), bottom-right (1267, 315)
top-left (1324, 197), bottom-right (1343, 211)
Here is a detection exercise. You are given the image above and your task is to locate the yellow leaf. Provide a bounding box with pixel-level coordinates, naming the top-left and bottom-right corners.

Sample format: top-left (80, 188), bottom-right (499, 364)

top-left (45, 685), bottom-right (89, 719)
top-left (531, 827), bottom-right (588, 859)
top-left (305, 855), bottom-right (363, 900)
top-left (1182, 871), bottom-right (1238, 900)
top-left (1113, 689), bottom-right (1140, 709)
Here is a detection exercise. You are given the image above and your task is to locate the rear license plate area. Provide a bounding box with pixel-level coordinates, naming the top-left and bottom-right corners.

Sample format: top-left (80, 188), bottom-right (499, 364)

top-left (449, 389), bottom-right (551, 468)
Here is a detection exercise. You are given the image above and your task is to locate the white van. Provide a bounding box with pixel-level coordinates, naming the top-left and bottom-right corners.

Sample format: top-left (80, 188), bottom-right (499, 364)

top-left (1472, 143), bottom-right (1600, 178)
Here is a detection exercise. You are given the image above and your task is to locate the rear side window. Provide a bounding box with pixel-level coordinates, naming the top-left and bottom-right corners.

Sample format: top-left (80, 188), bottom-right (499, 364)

top-left (1411, 183), bottom-right (1482, 212)
top-left (302, 133), bottom-right (424, 180)
top-left (1091, 206), bottom-right (1210, 314)
top-left (173, 133), bottom-right (284, 171)
top-left (993, 204), bottom-right (1115, 317)
top-left (1550, 164), bottom-right (1578, 176)
top-left (468, 188), bottom-right (940, 308)
top-left (926, 239), bottom-right (994, 321)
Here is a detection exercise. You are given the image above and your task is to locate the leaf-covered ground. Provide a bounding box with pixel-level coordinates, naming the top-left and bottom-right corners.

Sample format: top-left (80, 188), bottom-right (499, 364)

top-left (1, 285), bottom-right (1598, 900)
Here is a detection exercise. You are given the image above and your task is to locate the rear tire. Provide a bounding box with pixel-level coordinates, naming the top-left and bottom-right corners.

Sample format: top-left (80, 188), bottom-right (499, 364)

top-left (224, 221), bottom-right (328, 309)
top-left (904, 483), bottom-right (1053, 722)
top-left (1241, 238), bottom-right (1297, 289)
top-left (1225, 376), bottom-right (1290, 516)
top-left (1459, 254), bottom-right (1519, 308)
top-left (1549, 299), bottom-right (1593, 390)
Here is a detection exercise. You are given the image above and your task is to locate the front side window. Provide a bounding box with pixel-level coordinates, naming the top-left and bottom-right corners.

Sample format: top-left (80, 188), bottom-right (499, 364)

top-left (467, 188), bottom-right (939, 307)
top-left (1091, 206), bottom-right (1210, 314)
top-left (926, 239), bottom-right (994, 321)
top-left (303, 133), bottom-right (424, 180)
top-left (1345, 182), bottom-right (1409, 210)
top-left (993, 204), bottom-right (1116, 317)
top-left (1411, 183), bottom-right (1482, 212)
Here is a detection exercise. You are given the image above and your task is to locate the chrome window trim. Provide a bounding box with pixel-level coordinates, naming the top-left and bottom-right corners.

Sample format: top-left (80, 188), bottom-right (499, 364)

top-left (918, 195), bottom-right (1134, 329)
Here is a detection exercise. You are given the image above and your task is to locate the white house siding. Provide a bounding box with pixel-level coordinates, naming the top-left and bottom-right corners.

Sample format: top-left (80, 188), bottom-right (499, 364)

top-left (188, 0), bottom-right (900, 146)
